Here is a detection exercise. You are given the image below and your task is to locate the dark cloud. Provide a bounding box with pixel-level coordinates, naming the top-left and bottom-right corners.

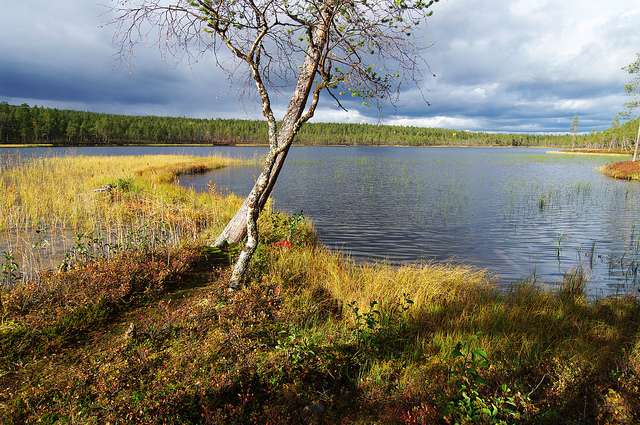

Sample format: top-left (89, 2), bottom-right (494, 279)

top-left (0, 0), bottom-right (637, 132)
top-left (0, 58), bottom-right (182, 104)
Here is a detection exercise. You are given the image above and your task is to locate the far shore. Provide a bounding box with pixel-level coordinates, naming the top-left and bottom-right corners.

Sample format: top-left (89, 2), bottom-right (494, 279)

top-left (546, 149), bottom-right (632, 157)
top-left (0, 143), bottom-right (56, 148)
top-left (1, 142), bottom-right (557, 149)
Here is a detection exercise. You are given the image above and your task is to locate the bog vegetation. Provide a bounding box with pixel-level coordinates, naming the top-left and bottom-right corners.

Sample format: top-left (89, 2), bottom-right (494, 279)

top-left (1, 155), bottom-right (639, 423)
top-left (0, 155), bottom-right (249, 282)
top-left (2, 102), bottom-right (639, 149)
top-left (601, 161), bottom-right (640, 181)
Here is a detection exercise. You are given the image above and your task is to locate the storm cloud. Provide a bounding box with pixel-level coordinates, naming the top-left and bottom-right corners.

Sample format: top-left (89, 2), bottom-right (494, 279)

top-left (1, 0), bottom-right (638, 132)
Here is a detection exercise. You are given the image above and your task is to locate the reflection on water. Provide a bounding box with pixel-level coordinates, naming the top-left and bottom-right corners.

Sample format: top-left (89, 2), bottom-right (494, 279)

top-left (2, 145), bottom-right (639, 297)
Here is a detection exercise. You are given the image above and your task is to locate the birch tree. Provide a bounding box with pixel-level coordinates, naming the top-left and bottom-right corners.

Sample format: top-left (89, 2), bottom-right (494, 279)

top-left (570, 114), bottom-right (579, 148)
top-left (112, 0), bottom-right (439, 289)
top-left (623, 54), bottom-right (640, 161)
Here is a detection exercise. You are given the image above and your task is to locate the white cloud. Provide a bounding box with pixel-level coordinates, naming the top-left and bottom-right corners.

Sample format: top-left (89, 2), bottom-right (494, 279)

top-left (385, 116), bottom-right (482, 130)
top-left (302, 108), bottom-right (373, 124)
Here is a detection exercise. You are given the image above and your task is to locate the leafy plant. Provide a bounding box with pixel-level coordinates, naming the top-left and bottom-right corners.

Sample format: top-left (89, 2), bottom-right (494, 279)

top-left (348, 294), bottom-right (414, 349)
top-left (444, 338), bottom-right (531, 424)
top-left (274, 328), bottom-right (318, 368)
top-left (266, 211), bottom-right (309, 247)
top-left (59, 233), bottom-right (106, 271)
top-left (287, 211), bottom-right (305, 241)
top-left (348, 300), bottom-right (382, 348)
top-left (1, 251), bottom-right (21, 286)
top-left (113, 177), bottom-right (137, 192)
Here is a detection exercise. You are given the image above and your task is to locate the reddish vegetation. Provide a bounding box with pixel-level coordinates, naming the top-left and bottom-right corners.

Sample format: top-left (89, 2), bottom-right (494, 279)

top-left (601, 161), bottom-right (640, 180)
top-left (2, 214), bottom-right (640, 423)
top-left (272, 240), bottom-right (293, 249)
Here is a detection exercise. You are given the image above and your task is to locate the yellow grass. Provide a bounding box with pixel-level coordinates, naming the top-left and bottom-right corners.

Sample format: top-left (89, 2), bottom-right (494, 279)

top-left (266, 243), bottom-right (639, 376)
top-left (546, 150), bottom-right (631, 157)
top-left (0, 155), bottom-right (249, 234)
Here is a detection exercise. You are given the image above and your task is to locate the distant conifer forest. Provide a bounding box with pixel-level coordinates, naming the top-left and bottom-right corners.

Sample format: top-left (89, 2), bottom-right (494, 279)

top-left (0, 102), bottom-right (637, 149)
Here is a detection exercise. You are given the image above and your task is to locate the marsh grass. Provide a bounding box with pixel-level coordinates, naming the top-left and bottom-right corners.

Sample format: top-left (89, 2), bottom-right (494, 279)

top-left (0, 155), bottom-right (250, 231)
top-left (560, 267), bottom-right (589, 298)
top-left (0, 155), bottom-right (250, 281)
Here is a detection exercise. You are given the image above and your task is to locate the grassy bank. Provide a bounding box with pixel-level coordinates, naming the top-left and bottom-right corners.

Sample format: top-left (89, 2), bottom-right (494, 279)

top-left (601, 161), bottom-right (640, 181)
top-left (547, 149), bottom-right (632, 157)
top-left (2, 156), bottom-right (640, 423)
top-left (0, 155), bottom-right (251, 282)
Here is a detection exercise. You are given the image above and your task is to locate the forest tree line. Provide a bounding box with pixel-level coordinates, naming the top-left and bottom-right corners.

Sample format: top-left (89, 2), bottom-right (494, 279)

top-left (0, 102), bottom-right (637, 149)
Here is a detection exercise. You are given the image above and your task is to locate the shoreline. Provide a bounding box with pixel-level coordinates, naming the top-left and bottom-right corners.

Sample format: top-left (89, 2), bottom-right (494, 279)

top-left (546, 150), bottom-right (632, 157)
top-left (1, 142), bottom-right (558, 149)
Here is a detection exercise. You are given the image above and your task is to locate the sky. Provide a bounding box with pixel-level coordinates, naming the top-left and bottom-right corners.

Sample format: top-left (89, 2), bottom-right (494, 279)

top-left (0, 1), bottom-right (638, 133)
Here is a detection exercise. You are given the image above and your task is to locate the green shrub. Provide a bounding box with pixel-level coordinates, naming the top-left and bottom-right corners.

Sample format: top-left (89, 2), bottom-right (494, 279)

top-left (444, 338), bottom-right (532, 424)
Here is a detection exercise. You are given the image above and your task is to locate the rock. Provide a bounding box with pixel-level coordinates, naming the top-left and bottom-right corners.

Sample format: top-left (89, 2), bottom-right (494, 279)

top-left (94, 184), bottom-right (114, 193)
top-left (124, 322), bottom-right (137, 341)
top-left (303, 402), bottom-right (326, 416)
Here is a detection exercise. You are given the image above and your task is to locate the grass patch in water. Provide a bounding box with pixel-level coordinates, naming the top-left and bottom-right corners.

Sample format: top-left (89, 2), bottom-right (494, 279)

top-left (547, 149), bottom-right (632, 157)
top-left (0, 155), bottom-right (253, 281)
top-left (601, 161), bottom-right (640, 181)
top-left (0, 155), bottom-right (251, 232)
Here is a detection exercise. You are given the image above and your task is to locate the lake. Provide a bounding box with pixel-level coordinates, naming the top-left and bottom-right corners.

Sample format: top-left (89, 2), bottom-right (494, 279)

top-left (2, 145), bottom-right (639, 297)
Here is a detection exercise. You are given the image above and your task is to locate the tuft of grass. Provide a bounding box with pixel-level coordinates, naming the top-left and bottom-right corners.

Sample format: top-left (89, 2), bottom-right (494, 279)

top-left (601, 161), bottom-right (640, 181)
top-left (560, 267), bottom-right (588, 299)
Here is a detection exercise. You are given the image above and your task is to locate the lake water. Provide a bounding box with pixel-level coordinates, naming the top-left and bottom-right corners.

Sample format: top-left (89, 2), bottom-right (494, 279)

top-left (2, 145), bottom-right (639, 297)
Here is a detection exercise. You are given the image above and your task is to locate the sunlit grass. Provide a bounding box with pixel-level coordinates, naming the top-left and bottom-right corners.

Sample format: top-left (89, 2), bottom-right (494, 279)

top-left (0, 155), bottom-right (250, 232)
top-left (0, 155), bottom-right (252, 281)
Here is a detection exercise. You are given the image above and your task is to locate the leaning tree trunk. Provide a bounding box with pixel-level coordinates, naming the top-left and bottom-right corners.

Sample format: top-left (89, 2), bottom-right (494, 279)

top-left (634, 121), bottom-right (640, 162)
top-left (227, 130), bottom-right (306, 290)
top-left (227, 3), bottom-right (334, 289)
top-left (228, 147), bottom-right (282, 289)
top-left (227, 115), bottom-right (313, 291)
top-left (213, 145), bottom-right (291, 247)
